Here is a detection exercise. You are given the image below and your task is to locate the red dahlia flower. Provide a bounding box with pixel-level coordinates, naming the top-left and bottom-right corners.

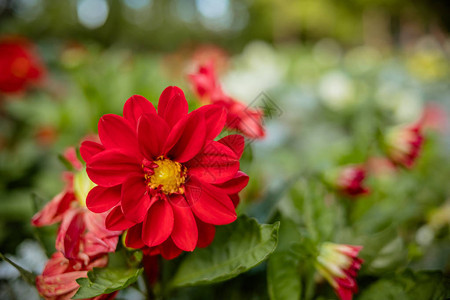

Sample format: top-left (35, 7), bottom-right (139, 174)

top-left (384, 122), bottom-right (424, 168)
top-left (189, 62), bottom-right (266, 139)
top-left (331, 165), bottom-right (370, 197)
top-left (81, 87), bottom-right (248, 259)
top-left (315, 243), bottom-right (364, 300)
top-left (36, 252), bottom-right (117, 300)
top-left (0, 36), bottom-right (45, 95)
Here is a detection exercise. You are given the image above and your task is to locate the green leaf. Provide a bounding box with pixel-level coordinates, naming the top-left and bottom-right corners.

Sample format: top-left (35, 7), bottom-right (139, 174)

top-left (0, 253), bottom-right (35, 285)
top-left (72, 267), bottom-right (143, 299)
top-left (267, 251), bottom-right (301, 300)
top-left (170, 216), bottom-right (280, 288)
top-left (358, 270), bottom-right (450, 300)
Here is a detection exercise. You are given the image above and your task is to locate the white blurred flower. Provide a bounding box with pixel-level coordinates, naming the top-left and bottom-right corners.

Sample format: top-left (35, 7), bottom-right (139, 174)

top-left (416, 225), bottom-right (435, 247)
top-left (376, 83), bottom-right (423, 123)
top-left (318, 71), bottom-right (357, 111)
top-left (222, 41), bottom-right (287, 102)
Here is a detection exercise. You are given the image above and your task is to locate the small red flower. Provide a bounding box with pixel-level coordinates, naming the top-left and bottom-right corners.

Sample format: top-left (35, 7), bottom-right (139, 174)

top-left (189, 62), bottom-right (266, 139)
top-left (81, 87), bottom-right (248, 259)
top-left (36, 252), bottom-right (117, 300)
top-left (334, 165), bottom-right (370, 197)
top-left (189, 61), bottom-right (223, 102)
top-left (0, 36), bottom-right (45, 95)
top-left (315, 243), bottom-right (364, 300)
top-left (384, 122), bottom-right (424, 168)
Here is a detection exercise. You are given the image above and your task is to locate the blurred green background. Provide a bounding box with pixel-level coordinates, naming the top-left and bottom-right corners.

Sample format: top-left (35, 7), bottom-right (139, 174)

top-left (0, 0), bottom-right (449, 299)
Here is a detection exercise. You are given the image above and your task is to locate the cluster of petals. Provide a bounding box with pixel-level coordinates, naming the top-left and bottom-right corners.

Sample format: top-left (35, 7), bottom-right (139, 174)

top-left (385, 122), bottom-right (424, 168)
top-left (35, 252), bottom-right (116, 300)
top-left (315, 242), bottom-right (364, 300)
top-left (189, 61), bottom-right (265, 139)
top-left (0, 36), bottom-right (45, 94)
top-left (81, 86), bottom-right (248, 259)
top-left (32, 148), bottom-right (120, 300)
top-left (335, 165), bottom-right (370, 197)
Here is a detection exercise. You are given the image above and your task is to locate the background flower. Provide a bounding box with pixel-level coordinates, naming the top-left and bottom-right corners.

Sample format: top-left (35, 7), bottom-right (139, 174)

top-left (315, 243), bottom-right (364, 300)
top-left (0, 36), bottom-right (45, 95)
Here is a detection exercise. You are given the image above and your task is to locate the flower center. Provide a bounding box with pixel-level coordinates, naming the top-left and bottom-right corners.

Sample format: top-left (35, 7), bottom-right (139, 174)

top-left (145, 157), bottom-right (186, 194)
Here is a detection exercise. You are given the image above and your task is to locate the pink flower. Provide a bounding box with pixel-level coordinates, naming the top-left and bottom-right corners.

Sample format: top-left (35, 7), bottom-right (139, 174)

top-left (32, 147), bottom-right (120, 264)
top-left (33, 147), bottom-right (121, 299)
top-left (36, 252), bottom-right (116, 300)
top-left (189, 62), bottom-right (266, 139)
top-left (384, 122), bottom-right (424, 168)
top-left (315, 243), bottom-right (364, 300)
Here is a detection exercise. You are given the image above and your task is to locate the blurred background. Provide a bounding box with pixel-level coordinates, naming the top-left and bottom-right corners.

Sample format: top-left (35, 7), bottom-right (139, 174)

top-left (0, 0), bottom-right (449, 299)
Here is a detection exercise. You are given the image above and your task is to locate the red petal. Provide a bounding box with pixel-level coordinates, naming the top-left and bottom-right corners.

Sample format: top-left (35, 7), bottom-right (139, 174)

top-left (41, 252), bottom-right (68, 276)
top-left (225, 101), bottom-right (266, 139)
top-left (166, 111), bottom-right (206, 163)
top-left (142, 200), bottom-right (174, 247)
top-left (83, 232), bottom-right (119, 257)
top-left (105, 206), bottom-right (136, 231)
top-left (158, 86), bottom-right (188, 127)
top-left (193, 104), bottom-right (226, 141)
top-left (121, 176), bottom-right (157, 223)
top-left (137, 113), bottom-right (170, 159)
top-left (123, 95), bottom-right (157, 130)
top-left (86, 185), bottom-right (121, 213)
top-left (336, 286), bottom-right (354, 300)
top-left (55, 209), bottom-right (85, 260)
top-left (218, 134), bottom-right (245, 158)
top-left (158, 237), bottom-right (183, 260)
top-left (87, 150), bottom-right (141, 187)
top-left (36, 269), bottom-right (88, 298)
top-left (98, 114), bottom-right (141, 157)
top-left (229, 194), bottom-right (240, 208)
top-left (169, 195), bottom-right (198, 251)
top-left (214, 171), bottom-right (249, 194)
top-left (31, 191), bottom-right (75, 227)
top-left (125, 223), bottom-right (146, 249)
top-left (187, 141), bottom-right (239, 184)
top-left (80, 140), bottom-right (105, 164)
top-left (186, 177), bottom-right (236, 225)
top-left (195, 216), bottom-right (216, 248)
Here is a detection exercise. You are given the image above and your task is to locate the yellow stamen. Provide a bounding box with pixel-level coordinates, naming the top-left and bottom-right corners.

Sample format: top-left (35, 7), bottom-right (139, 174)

top-left (147, 157), bottom-right (186, 194)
